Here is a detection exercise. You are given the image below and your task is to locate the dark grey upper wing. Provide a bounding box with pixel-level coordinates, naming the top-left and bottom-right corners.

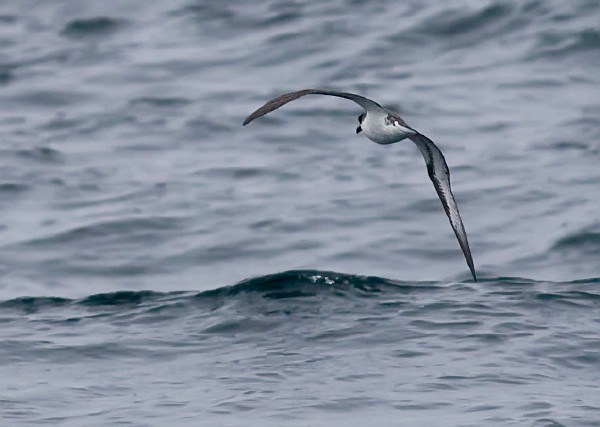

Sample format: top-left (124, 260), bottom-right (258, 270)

top-left (408, 132), bottom-right (477, 282)
top-left (243, 89), bottom-right (385, 125)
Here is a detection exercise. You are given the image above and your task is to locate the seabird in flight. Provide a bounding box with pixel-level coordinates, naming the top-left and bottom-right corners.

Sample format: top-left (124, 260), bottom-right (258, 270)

top-left (243, 89), bottom-right (477, 282)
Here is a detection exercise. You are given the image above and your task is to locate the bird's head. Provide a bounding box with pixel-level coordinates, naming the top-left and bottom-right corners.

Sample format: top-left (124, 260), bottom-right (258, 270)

top-left (356, 113), bottom-right (365, 134)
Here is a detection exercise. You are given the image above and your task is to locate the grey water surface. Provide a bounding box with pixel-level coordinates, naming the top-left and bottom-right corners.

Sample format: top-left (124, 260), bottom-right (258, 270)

top-left (0, 0), bottom-right (599, 426)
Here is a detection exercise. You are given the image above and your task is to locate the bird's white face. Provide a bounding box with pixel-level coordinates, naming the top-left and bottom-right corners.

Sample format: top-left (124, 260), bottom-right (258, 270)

top-left (361, 111), bottom-right (415, 145)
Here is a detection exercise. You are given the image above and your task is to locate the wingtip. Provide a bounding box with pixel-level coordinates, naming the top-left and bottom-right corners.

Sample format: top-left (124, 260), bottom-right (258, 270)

top-left (464, 253), bottom-right (477, 283)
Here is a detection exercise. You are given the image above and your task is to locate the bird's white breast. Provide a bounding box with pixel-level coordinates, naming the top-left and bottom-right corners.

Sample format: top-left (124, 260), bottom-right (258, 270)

top-left (361, 112), bottom-right (415, 145)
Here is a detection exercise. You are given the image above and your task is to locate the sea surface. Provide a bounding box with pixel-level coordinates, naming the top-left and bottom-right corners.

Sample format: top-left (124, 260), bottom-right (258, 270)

top-left (0, 0), bottom-right (599, 425)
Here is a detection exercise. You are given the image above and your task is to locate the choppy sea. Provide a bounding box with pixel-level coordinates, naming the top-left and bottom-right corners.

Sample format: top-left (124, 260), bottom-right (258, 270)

top-left (1, 0), bottom-right (599, 425)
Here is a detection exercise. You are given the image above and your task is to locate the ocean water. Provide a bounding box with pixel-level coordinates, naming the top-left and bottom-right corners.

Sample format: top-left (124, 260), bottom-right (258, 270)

top-left (0, 0), bottom-right (599, 425)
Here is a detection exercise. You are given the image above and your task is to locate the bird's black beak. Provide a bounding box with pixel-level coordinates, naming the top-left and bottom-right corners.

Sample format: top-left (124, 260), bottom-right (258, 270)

top-left (356, 126), bottom-right (362, 134)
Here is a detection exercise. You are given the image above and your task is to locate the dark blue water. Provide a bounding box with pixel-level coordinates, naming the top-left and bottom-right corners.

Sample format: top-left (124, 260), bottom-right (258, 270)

top-left (0, 0), bottom-right (599, 425)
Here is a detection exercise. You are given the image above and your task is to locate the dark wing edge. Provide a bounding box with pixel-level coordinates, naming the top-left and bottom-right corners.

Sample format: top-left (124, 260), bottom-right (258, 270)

top-left (242, 89), bottom-right (384, 125)
top-left (408, 132), bottom-right (477, 282)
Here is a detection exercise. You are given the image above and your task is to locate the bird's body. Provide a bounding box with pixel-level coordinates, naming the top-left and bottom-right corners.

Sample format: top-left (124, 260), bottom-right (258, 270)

top-left (360, 110), bottom-right (417, 144)
top-left (243, 88), bottom-right (477, 282)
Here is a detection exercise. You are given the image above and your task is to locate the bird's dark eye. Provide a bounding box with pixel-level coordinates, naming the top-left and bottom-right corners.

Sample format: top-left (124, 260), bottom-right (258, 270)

top-left (358, 113), bottom-right (365, 124)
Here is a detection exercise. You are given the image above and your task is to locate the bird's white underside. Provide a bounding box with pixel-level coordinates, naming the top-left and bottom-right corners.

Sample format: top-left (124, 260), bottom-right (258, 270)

top-left (361, 111), bottom-right (416, 145)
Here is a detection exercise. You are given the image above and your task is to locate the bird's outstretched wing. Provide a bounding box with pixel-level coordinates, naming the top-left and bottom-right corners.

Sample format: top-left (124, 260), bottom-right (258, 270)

top-left (243, 89), bottom-right (385, 125)
top-left (408, 132), bottom-right (477, 282)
